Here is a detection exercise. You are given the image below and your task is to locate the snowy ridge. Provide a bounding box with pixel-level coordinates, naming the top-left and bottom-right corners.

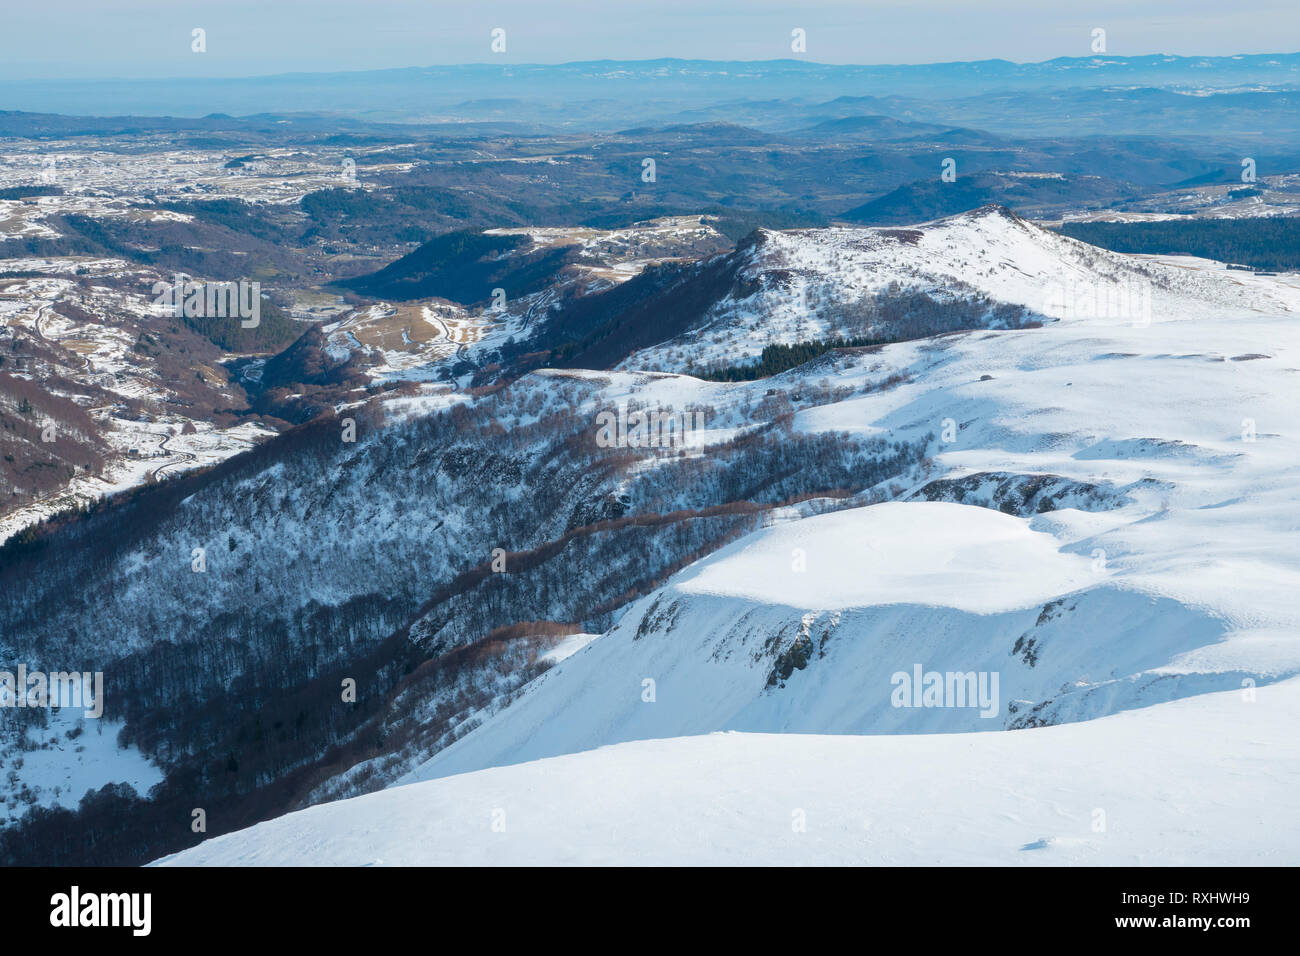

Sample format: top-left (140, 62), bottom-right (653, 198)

top-left (623, 206), bottom-right (1300, 372)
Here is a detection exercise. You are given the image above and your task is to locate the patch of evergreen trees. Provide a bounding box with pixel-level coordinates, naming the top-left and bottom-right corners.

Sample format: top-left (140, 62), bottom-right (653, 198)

top-left (1058, 218), bottom-right (1300, 272)
top-left (694, 335), bottom-right (893, 381)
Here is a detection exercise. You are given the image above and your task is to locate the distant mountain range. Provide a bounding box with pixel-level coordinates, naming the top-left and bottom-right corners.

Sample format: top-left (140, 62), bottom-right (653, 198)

top-left (2, 53), bottom-right (1299, 133)
top-left (841, 172), bottom-right (1141, 224)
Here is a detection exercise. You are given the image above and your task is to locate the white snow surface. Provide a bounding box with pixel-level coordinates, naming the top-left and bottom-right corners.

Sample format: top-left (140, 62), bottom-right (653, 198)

top-left (676, 502), bottom-right (1100, 614)
top-left (3, 710), bottom-right (162, 825)
top-left (157, 678), bottom-right (1300, 866)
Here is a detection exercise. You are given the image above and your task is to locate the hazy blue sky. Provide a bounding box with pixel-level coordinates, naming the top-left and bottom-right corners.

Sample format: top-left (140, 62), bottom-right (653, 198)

top-left (1, 0), bottom-right (1296, 80)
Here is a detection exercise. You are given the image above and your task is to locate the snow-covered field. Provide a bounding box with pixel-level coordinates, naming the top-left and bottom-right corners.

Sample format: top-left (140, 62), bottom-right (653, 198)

top-left (0, 145), bottom-right (401, 228)
top-left (3, 709), bottom-right (162, 826)
top-left (156, 677), bottom-right (1300, 866)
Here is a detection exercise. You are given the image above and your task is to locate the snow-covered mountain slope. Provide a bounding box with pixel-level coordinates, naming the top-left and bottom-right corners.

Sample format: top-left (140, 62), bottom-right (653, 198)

top-left (156, 676), bottom-right (1300, 866)
top-left (619, 205), bottom-right (1300, 373)
top-left (390, 259), bottom-right (1300, 784)
top-left (19, 206), bottom-right (1300, 865)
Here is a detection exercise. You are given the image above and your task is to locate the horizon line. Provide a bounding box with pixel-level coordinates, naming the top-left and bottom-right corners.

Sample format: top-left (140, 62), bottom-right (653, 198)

top-left (2, 50), bottom-right (1297, 88)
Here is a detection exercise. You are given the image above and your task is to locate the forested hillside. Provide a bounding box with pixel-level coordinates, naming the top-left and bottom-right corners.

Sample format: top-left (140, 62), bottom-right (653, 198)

top-left (1058, 217), bottom-right (1300, 271)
